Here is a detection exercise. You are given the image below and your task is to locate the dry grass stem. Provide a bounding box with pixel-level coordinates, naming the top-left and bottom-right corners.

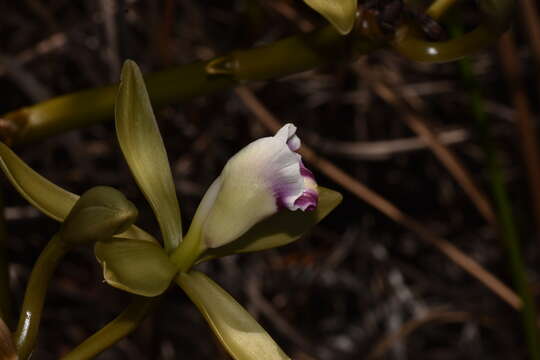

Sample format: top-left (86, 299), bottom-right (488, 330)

top-left (498, 32), bottom-right (540, 238)
top-left (367, 309), bottom-right (474, 359)
top-left (307, 127), bottom-right (469, 160)
top-left (246, 270), bottom-right (314, 352)
top-left (269, 1), bottom-right (315, 32)
top-left (520, 0), bottom-right (540, 104)
top-left (370, 81), bottom-right (497, 225)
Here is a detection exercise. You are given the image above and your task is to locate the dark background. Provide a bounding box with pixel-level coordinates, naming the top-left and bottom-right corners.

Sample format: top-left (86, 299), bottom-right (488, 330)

top-left (0, 0), bottom-right (537, 359)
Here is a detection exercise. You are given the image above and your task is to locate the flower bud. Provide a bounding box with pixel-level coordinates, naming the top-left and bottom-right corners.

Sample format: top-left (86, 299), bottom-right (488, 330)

top-left (190, 124), bottom-right (318, 248)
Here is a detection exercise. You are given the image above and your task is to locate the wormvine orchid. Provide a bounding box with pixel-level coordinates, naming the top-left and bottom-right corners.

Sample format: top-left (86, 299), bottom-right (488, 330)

top-left (0, 60), bottom-right (342, 360)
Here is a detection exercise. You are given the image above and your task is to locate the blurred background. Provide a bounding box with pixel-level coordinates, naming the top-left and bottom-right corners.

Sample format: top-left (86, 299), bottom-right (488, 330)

top-left (0, 0), bottom-right (538, 359)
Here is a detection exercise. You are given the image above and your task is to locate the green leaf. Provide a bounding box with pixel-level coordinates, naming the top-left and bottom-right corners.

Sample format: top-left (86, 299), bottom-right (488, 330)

top-left (0, 142), bottom-right (155, 242)
top-left (177, 271), bottom-right (290, 360)
top-left (115, 60), bottom-right (182, 252)
top-left (199, 186), bottom-right (342, 262)
top-left (95, 238), bottom-right (177, 297)
top-left (304, 0), bottom-right (357, 35)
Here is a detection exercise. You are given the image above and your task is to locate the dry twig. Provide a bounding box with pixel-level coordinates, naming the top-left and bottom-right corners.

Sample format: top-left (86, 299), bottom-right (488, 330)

top-left (520, 0), bottom-right (540, 103)
top-left (306, 127), bottom-right (469, 160)
top-left (367, 309), bottom-right (474, 359)
top-left (498, 32), bottom-right (540, 238)
top-left (357, 64), bottom-right (496, 225)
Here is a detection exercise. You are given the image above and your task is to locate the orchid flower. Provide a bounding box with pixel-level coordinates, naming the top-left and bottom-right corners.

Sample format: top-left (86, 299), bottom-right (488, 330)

top-left (0, 60), bottom-right (342, 360)
top-left (186, 123), bottom-right (318, 250)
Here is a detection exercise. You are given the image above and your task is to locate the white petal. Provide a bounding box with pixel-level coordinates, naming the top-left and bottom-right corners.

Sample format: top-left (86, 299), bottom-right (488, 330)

top-left (195, 124), bottom-right (319, 248)
top-left (202, 138), bottom-right (280, 248)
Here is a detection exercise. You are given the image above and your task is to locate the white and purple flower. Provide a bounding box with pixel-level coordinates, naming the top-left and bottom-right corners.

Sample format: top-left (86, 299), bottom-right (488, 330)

top-left (188, 124), bottom-right (319, 248)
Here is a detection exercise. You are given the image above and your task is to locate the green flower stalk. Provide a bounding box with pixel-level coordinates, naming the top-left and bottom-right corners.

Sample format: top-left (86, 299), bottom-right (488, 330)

top-left (14, 234), bottom-right (70, 360)
top-left (60, 296), bottom-right (159, 360)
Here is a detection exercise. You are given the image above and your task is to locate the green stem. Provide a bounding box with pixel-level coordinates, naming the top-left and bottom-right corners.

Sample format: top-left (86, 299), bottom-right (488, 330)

top-left (3, 25), bottom-right (379, 145)
top-left (392, 0), bottom-right (514, 62)
top-left (1, 3), bottom-right (514, 145)
top-left (169, 227), bottom-right (204, 273)
top-left (60, 296), bottom-right (159, 360)
top-left (457, 33), bottom-right (540, 360)
top-left (14, 234), bottom-right (72, 360)
top-left (393, 25), bottom-right (497, 62)
top-left (0, 187), bottom-right (13, 328)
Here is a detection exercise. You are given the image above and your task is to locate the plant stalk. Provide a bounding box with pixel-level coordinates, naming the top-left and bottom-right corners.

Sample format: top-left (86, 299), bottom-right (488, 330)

top-left (3, 25), bottom-right (378, 145)
top-left (2, 6), bottom-right (513, 146)
top-left (170, 228), bottom-right (204, 273)
top-left (392, 0), bottom-right (513, 62)
top-left (14, 234), bottom-right (72, 360)
top-left (60, 296), bottom-right (159, 360)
